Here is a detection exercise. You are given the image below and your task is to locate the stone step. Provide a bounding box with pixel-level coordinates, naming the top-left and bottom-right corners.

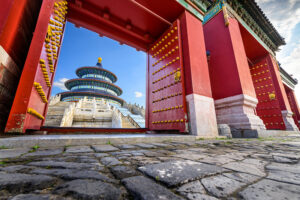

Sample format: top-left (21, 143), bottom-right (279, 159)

top-left (44, 118), bottom-right (63, 122)
top-left (46, 111), bottom-right (65, 115)
top-left (48, 107), bottom-right (67, 111)
top-left (45, 115), bottom-right (64, 118)
top-left (45, 101), bottom-right (70, 127)
top-left (72, 119), bottom-right (113, 122)
top-left (44, 118), bottom-right (62, 122)
top-left (122, 118), bottom-right (136, 128)
top-left (72, 122), bottom-right (113, 128)
top-left (44, 115), bottom-right (64, 126)
top-left (43, 122), bottom-right (61, 126)
top-left (55, 101), bottom-right (71, 106)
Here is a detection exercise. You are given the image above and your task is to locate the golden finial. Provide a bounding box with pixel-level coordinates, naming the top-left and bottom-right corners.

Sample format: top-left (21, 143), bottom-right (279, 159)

top-left (98, 57), bottom-right (102, 63)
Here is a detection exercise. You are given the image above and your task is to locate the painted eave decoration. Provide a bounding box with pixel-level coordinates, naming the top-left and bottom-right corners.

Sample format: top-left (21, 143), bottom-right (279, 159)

top-left (203, 0), bottom-right (285, 52)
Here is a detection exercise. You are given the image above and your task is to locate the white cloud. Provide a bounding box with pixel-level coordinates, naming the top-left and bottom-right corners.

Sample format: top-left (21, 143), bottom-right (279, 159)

top-left (256, 0), bottom-right (300, 103)
top-left (279, 43), bottom-right (300, 99)
top-left (256, 0), bottom-right (300, 42)
top-left (53, 78), bottom-right (69, 91)
top-left (134, 91), bottom-right (143, 98)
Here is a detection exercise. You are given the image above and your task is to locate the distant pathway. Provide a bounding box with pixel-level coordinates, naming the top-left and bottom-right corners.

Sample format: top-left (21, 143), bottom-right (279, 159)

top-left (1, 136), bottom-right (300, 199)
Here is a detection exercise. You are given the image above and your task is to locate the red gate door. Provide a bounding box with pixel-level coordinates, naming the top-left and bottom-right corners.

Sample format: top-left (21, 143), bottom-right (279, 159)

top-left (250, 59), bottom-right (285, 130)
top-left (147, 20), bottom-right (188, 132)
top-left (5, 0), bottom-right (68, 133)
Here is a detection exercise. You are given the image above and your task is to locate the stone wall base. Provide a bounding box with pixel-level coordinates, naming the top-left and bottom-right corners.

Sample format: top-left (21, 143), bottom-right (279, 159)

top-left (218, 124), bottom-right (232, 138)
top-left (215, 94), bottom-right (266, 130)
top-left (282, 110), bottom-right (299, 131)
top-left (231, 129), bottom-right (299, 138)
top-left (186, 94), bottom-right (218, 137)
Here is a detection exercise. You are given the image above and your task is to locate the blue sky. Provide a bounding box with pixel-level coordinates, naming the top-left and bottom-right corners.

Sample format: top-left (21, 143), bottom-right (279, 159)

top-left (256, 0), bottom-right (300, 102)
top-left (52, 22), bottom-right (146, 107)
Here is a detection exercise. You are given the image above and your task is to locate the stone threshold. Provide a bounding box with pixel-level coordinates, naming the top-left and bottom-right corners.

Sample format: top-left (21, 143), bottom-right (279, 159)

top-left (0, 130), bottom-right (298, 148)
top-left (0, 134), bottom-right (201, 148)
top-left (231, 130), bottom-right (299, 138)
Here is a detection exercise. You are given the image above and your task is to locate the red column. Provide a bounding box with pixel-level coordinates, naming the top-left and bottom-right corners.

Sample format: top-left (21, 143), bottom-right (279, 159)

top-left (266, 55), bottom-right (298, 130)
top-left (204, 12), bottom-right (256, 99)
top-left (290, 90), bottom-right (300, 127)
top-left (267, 55), bottom-right (291, 111)
top-left (180, 11), bottom-right (212, 97)
top-left (285, 86), bottom-right (300, 128)
top-left (203, 11), bottom-right (265, 130)
top-left (290, 90), bottom-right (300, 121)
top-left (179, 11), bottom-right (218, 137)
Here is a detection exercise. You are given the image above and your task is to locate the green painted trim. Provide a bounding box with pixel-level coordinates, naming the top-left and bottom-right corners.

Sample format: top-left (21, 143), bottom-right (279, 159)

top-left (281, 73), bottom-right (296, 90)
top-left (226, 0), bottom-right (277, 52)
top-left (190, 0), bottom-right (208, 12)
top-left (280, 67), bottom-right (297, 89)
top-left (203, 1), bottom-right (223, 24)
top-left (176, 0), bottom-right (204, 21)
top-left (202, 0), bottom-right (275, 56)
top-left (225, 4), bottom-right (275, 56)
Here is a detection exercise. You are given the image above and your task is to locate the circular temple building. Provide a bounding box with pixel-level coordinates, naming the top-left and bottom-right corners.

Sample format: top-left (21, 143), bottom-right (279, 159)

top-left (59, 57), bottom-right (124, 105)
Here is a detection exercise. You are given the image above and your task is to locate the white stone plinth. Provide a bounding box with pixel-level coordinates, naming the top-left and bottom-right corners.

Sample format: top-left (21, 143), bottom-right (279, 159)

top-left (281, 110), bottom-right (299, 131)
top-left (186, 94), bottom-right (218, 137)
top-left (214, 94), bottom-right (265, 130)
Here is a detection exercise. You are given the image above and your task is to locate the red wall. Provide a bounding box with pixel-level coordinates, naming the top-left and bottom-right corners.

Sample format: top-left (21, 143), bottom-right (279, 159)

top-left (239, 24), bottom-right (268, 62)
top-left (0, 0), bottom-right (42, 67)
top-left (180, 11), bottom-right (212, 97)
top-left (203, 12), bottom-right (256, 100)
top-left (0, 0), bottom-right (14, 35)
top-left (267, 55), bottom-right (292, 111)
top-left (4, 0), bottom-right (60, 133)
top-left (0, 0), bottom-right (42, 133)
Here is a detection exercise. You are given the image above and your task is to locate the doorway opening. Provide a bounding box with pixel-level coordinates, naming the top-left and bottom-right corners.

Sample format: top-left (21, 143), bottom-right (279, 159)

top-left (5, 0), bottom-right (188, 134)
top-left (240, 24), bottom-right (285, 130)
top-left (44, 22), bottom-right (146, 130)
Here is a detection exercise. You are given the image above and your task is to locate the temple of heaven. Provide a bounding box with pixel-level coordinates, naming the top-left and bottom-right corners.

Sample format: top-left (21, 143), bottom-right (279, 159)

top-left (59, 57), bottom-right (124, 105)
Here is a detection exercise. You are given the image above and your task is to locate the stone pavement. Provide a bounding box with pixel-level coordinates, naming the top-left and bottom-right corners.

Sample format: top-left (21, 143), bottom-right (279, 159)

top-left (1, 136), bottom-right (300, 199)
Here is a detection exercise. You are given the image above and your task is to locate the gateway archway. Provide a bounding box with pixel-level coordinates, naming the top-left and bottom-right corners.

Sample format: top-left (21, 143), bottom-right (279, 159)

top-left (5, 0), bottom-right (216, 135)
top-left (2, 0), bottom-right (299, 136)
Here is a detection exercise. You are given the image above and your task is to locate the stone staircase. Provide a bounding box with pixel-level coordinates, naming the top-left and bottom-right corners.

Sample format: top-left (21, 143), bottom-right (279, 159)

top-left (129, 114), bottom-right (145, 128)
top-left (121, 116), bottom-right (136, 128)
top-left (44, 101), bottom-right (71, 126)
top-left (113, 106), bottom-right (145, 128)
top-left (44, 99), bottom-right (145, 128)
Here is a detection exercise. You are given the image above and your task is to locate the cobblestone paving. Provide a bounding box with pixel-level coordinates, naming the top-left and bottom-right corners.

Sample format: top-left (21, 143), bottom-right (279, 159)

top-left (1, 136), bottom-right (300, 199)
